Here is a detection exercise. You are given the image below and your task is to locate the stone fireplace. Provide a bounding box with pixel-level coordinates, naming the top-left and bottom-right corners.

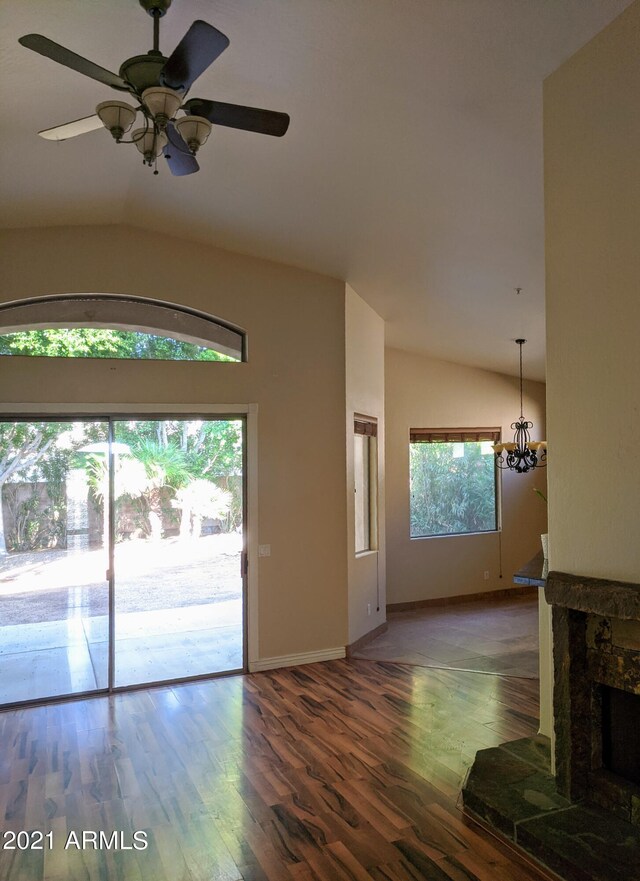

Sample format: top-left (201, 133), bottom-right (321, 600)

top-left (462, 568), bottom-right (640, 881)
top-left (547, 571), bottom-right (640, 826)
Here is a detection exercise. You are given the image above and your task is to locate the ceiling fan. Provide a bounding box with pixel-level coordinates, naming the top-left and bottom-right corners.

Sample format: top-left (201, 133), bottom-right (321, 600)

top-left (18, 0), bottom-right (290, 176)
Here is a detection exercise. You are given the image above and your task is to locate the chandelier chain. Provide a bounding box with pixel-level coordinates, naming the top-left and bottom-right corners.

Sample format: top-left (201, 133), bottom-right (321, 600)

top-left (519, 339), bottom-right (524, 418)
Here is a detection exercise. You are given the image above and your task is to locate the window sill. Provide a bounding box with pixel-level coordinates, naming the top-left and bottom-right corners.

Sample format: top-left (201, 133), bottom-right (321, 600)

top-left (410, 530), bottom-right (500, 541)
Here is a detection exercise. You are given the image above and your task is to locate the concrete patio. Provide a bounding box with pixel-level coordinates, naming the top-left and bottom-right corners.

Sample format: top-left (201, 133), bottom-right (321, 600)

top-left (0, 534), bottom-right (244, 705)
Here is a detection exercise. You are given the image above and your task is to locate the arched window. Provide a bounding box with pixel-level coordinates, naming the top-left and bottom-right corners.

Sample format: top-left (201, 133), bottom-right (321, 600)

top-left (0, 295), bottom-right (244, 362)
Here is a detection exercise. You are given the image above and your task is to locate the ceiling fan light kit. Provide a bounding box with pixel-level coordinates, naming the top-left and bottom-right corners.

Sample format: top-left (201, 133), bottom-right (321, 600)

top-left (175, 115), bottom-right (212, 152)
top-left (19, 0), bottom-right (290, 177)
top-left (132, 127), bottom-right (167, 161)
top-left (141, 87), bottom-right (183, 125)
top-left (96, 100), bottom-right (137, 141)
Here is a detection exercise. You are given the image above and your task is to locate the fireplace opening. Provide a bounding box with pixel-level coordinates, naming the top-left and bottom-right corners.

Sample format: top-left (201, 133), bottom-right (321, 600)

top-left (602, 685), bottom-right (640, 786)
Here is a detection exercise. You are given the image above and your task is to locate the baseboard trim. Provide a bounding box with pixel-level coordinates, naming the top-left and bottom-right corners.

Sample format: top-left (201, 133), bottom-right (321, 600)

top-left (388, 584), bottom-right (537, 613)
top-left (346, 622), bottom-right (388, 657)
top-left (249, 647), bottom-right (346, 672)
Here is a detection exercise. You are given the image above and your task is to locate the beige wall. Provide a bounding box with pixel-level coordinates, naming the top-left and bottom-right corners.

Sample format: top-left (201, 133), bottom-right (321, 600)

top-left (345, 285), bottom-right (386, 644)
top-left (544, 0), bottom-right (640, 583)
top-left (385, 347), bottom-right (547, 604)
top-left (0, 225), bottom-right (349, 663)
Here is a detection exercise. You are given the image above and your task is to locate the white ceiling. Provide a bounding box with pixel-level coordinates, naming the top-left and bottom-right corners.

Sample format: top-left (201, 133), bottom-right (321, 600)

top-left (0, 0), bottom-right (632, 380)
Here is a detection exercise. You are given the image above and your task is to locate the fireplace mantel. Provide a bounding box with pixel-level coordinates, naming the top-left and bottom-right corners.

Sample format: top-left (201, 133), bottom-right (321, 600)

top-left (545, 570), bottom-right (640, 620)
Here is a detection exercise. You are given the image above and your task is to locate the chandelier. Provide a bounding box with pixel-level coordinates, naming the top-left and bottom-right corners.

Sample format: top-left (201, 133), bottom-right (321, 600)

top-left (493, 339), bottom-right (547, 473)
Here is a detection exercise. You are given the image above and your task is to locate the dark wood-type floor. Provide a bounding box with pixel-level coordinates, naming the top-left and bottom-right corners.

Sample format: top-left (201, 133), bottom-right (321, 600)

top-left (354, 595), bottom-right (539, 678)
top-left (0, 659), bottom-right (547, 881)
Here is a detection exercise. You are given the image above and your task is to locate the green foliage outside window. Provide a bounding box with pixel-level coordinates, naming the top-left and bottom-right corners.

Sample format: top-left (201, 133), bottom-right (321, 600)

top-left (0, 419), bottom-right (243, 555)
top-left (0, 328), bottom-right (236, 361)
top-left (410, 441), bottom-right (497, 537)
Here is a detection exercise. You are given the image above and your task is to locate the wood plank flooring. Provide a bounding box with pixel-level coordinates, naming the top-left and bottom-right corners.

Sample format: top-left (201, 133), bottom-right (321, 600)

top-left (0, 659), bottom-right (546, 881)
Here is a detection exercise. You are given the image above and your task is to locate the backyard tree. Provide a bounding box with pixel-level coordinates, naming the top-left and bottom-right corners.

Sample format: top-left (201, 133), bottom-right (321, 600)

top-left (116, 419), bottom-right (243, 531)
top-left (129, 439), bottom-right (193, 540)
top-left (188, 421), bottom-right (243, 529)
top-left (0, 422), bottom-right (110, 554)
top-left (85, 451), bottom-right (152, 547)
top-left (0, 423), bottom-right (57, 554)
top-left (173, 480), bottom-right (232, 540)
top-left (0, 328), bottom-right (234, 361)
top-left (1, 329), bottom-right (241, 550)
top-left (410, 442), bottom-right (496, 537)
top-left (1, 416), bottom-right (243, 557)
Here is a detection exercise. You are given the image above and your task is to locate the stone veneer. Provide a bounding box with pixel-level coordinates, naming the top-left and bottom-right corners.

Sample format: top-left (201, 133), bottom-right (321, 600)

top-left (546, 570), bottom-right (640, 825)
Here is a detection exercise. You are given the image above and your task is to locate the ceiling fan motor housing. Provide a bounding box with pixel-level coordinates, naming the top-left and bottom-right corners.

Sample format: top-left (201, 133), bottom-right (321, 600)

top-left (139, 0), bottom-right (172, 17)
top-left (119, 52), bottom-right (168, 93)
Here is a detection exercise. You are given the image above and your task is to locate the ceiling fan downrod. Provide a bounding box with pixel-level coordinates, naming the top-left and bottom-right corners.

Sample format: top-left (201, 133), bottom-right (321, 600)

top-left (139, 0), bottom-right (171, 51)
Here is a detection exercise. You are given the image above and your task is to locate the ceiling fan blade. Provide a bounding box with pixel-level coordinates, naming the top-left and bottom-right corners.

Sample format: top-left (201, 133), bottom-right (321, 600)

top-left (163, 123), bottom-right (199, 176)
top-left (183, 99), bottom-right (290, 137)
top-left (160, 21), bottom-right (229, 92)
top-left (18, 34), bottom-right (129, 91)
top-left (38, 115), bottom-right (104, 141)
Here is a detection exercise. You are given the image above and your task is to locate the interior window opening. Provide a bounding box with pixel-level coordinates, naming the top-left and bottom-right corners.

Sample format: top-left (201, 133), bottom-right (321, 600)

top-left (354, 416), bottom-right (378, 554)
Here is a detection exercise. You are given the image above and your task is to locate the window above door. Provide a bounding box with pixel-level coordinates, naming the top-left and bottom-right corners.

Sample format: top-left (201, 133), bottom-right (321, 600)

top-left (0, 295), bottom-right (245, 361)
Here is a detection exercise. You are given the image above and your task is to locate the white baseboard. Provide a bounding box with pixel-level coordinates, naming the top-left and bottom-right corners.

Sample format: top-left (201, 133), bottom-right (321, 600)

top-left (249, 647), bottom-right (345, 672)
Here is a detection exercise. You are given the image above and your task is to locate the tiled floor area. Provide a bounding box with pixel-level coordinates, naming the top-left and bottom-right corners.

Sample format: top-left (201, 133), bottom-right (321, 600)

top-left (353, 591), bottom-right (539, 678)
top-left (0, 599), bottom-right (243, 705)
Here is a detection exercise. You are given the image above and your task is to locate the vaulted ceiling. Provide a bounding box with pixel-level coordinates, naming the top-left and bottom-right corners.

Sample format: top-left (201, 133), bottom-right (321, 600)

top-left (0, 0), bottom-right (631, 380)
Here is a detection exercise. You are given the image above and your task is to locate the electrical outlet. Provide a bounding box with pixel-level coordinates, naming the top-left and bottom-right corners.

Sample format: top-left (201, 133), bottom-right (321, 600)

top-left (367, 603), bottom-right (371, 616)
top-left (484, 571), bottom-right (490, 580)
top-left (258, 544), bottom-right (271, 557)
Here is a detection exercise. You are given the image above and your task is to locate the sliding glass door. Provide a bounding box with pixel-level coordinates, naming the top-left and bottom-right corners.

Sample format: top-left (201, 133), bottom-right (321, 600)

top-left (0, 416), bottom-right (245, 708)
top-left (0, 420), bottom-right (109, 705)
top-left (112, 418), bottom-right (244, 687)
